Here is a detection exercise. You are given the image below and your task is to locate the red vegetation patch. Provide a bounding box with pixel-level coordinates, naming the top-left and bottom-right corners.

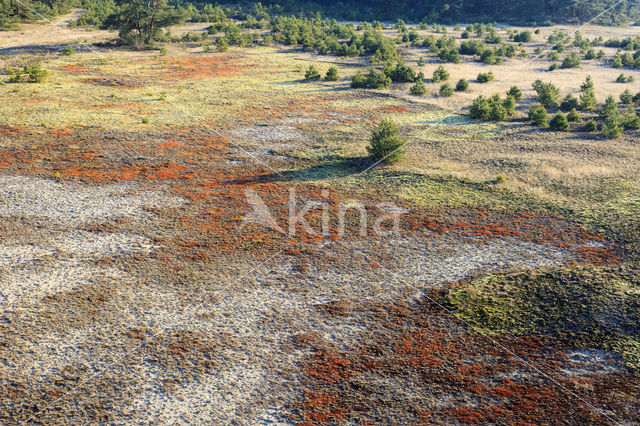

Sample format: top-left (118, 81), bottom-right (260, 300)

top-left (295, 299), bottom-right (639, 424)
top-left (160, 54), bottom-right (253, 81)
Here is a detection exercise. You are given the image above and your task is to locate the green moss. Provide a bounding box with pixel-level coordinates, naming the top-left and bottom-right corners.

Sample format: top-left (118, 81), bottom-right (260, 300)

top-left (443, 266), bottom-right (640, 371)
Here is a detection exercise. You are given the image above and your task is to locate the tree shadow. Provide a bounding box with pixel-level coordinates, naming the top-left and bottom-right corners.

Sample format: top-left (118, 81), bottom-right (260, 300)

top-left (237, 157), bottom-right (372, 184)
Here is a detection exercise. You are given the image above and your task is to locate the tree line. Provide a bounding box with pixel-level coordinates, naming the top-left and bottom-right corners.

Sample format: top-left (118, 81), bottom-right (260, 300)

top-left (2, 0), bottom-right (640, 31)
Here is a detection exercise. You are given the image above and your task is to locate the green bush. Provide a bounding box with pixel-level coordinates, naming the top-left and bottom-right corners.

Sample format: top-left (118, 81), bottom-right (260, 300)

top-left (560, 51), bottom-right (581, 68)
top-left (417, 57), bottom-right (425, 66)
top-left (506, 85), bottom-right (522, 101)
top-left (469, 95), bottom-right (491, 120)
top-left (366, 119), bottom-right (407, 163)
top-left (549, 112), bottom-right (569, 130)
top-left (439, 83), bottom-right (454, 97)
top-left (513, 30), bottom-right (532, 43)
top-left (600, 95), bottom-right (619, 119)
top-left (7, 68), bottom-right (22, 83)
top-left (5, 64), bottom-right (47, 84)
top-left (477, 71), bottom-right (494, 83)
top-left (528, 103), bottom-right (548, 127)
top-left (324, 66), bottom-right (339, 81)
top-left (620, 89), bottom-right (633, 104)
top-left (601, 115), bottom-right (622, 139)
top-left (560, 94), bottom-right (579, 111)
top-left (432, 65), bottom-right (449, 83)
top-left (503, 95), bottom-right (516, 116)
top-left (548, 63), bottom-right (558, 71)
top-left (388, 61), bottom-right (417, 82)
top-left (459, 39), bottom-right (486, 55)
top-left (616, 73), bottom-right (634, 83)
top-left (480, 49), bottom-right (497, 64)
top-left (62, 45), bottom-right (76, 56)
top-left (489, 101), bottom-right (507, 121)
top-left (584, 48), bottom-right (596, 59)
top-left (410, 79), bottom-right (427, 95)
top-left (584, 119), bottom-right (598, 131)
top-left (351, 68), bottom-right (391, 89)
top-left (438, 47), bottom-right (460, 63)
top-left (455, 78), bottom-right (469, 91)
top-left (612, 56), bottom-right (623, 68)
top-left (532, 79), bottom-right (559, 108)
top-left (567, 108), bottom-right (581, 122)
top-left (216, 37), bottom-right (229, 52)
top-left (305, 65), bottom-right (322, 80)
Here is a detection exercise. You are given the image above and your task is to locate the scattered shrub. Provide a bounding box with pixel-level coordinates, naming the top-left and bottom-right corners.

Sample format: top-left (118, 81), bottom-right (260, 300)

top-left (506, 86), bottom-right (522, 101)
top-left (477, 71), bottom-right (494, 83)
top-left (216, 37), bottom-right (229, 52)
top-left (12, 63), bottom-right (49, 83)
top-left (7, 68), bottom-right (22, 83)
top-left (528, 103), bottom-right (548, 127)
top-left (600, 95), bottom-right (619, 119)
top-left (616, 73), bottom-right (634, 83)
top-left (601, 115), bottom-right (622, 138)
top-left (324, 66), bottom-right (339, 81)
top-left (305, 65), bottom-right (322, 80)
top-left (548, 63), bottom-right (558, 71)
top-left (432, 65), bottom-right (449, 82)
top-left (439, 83), bottom-right (454, 97)
top-left (620, 89), bottom-right (633, 104)
top-left (410, 79), bottom-right (427, 95)
top-left (567, 108), bottom-right (581, 122)
top-left (532, 79), bottom-right (559, 108)
top-left (560, 51), bottom-right (581, 68)
top-left (366, 119), bottom-right (407, 163)
top-left (455, 78), bottom-right (469, 91)
top-left (513, 31), bottom-right (532, 43)
top-left (469, 95), bottom-right (491, 120)
top-left (388, 61), bottom-right (417, 82)
top-left (560, 94), bottom-right (579, 111)
top-left (351, 68), bottom-right (391, 89)
top-left (62, 45), bottom-right (76, 56)
top-left (503, 95), bottom-right (516, 116)
top-left (549, 112), bottom-right (569, 130)
top-left (417, 57), bottom-right (425, 66)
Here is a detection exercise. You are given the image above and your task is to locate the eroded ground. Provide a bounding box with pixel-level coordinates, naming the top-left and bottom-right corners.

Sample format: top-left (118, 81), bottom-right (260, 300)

top-left (0, 20), bottom-right (639, 424)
